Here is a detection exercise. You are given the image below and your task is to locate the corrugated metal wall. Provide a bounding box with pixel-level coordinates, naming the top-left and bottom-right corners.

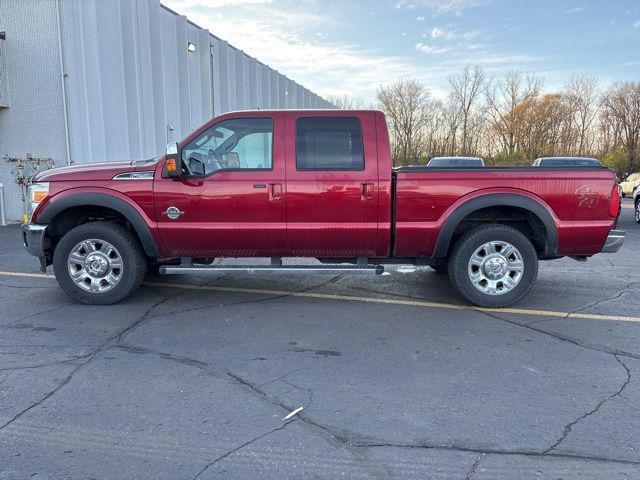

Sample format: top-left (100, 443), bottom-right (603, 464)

top-left (61, 0), bottom-right (333, 165)
top-left (0, 0), bottom-right (332, 220)
top-left (0, 0), bottom-right (69, 221)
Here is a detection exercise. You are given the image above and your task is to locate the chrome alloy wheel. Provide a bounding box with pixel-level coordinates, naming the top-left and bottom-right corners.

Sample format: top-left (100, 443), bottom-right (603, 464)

top-left (67, 239), bottom-right (123, 293)
top-left (468, 241), bottom-right (524, 295)
top-left (635, 200), bottom-right (640, 222)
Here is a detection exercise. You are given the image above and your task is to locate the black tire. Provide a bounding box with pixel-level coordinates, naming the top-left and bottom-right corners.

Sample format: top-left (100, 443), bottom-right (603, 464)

top-left (430, 262), bottom-right (449, 274)
top-left (448, 224), bottom-right (538, 307)
top-left (635, 198), bottom-right (640, 224)
top-left (53, 222), bottom-right (147, 305)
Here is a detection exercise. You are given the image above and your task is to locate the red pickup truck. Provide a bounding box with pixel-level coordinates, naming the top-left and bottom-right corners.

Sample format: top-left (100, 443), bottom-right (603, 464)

top-left (22, 110), bottom-right (624, 307)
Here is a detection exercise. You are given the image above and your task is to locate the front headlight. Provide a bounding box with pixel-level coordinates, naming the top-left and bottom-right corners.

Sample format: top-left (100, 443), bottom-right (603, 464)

top-left (27, 182), bottom-right (49, 218)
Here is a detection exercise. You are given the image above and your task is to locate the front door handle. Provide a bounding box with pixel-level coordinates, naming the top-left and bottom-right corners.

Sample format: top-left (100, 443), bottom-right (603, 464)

top-left (269, 183), bottom-right (282, 201)
top-left (361, 182), bottom-right (375, 200)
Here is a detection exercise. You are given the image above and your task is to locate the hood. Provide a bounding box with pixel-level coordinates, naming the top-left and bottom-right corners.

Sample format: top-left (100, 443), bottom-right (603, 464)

top-left (34, 161), bottom-right (139, 182)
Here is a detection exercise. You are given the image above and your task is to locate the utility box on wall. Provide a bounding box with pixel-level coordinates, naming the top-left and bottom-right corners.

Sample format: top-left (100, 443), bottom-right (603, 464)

top-left (0, 31), bottom-right (8, 108)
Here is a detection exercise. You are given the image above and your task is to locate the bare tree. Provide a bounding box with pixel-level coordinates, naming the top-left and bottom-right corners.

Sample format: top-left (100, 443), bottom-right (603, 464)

top-left (448, 65), bottom-right (486, 154)
top-left (565, 76), bottom-right (600, 155)
top-left (601, 82), bottom-right (640, 171)
top-left (377, 79), bottom-right (431, 165)
top-left (327, 94), bottom-right (372, 110)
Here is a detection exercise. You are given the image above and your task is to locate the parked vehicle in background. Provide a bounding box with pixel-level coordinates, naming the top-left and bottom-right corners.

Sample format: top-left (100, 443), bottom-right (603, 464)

top-left (21, 110), bottom-right (624, 308)
top-left (427, 156), bottom-right (485, 167)
top-left (532, 157), bottom-right (602, 167)
top-left (620, 172), bottom-right (640, 198)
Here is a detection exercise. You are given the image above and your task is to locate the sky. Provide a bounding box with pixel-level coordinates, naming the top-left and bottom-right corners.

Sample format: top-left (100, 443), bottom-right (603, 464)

top-left (163, 0), bottom-right (640, 102)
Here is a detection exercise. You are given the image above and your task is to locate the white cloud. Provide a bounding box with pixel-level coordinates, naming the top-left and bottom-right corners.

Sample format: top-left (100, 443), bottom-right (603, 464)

top-left (168, 0), bottom-right (272, 7)
top-left (634, 20), bottom-right (640, 28)
top-left (395, 0), bottom-right (492, 14)
top-left (565, 7), bottom-right (584, 14)
top-left (163, 0), bottom-right (552, 101)
top-left (164, 0), bottom-right (420, 98)
top-left (415, 42), bottom-right (449, 54)
top-left (417, 15), bottom-right (425, 21)
top-left (430, 27), bottom-right (444, 37)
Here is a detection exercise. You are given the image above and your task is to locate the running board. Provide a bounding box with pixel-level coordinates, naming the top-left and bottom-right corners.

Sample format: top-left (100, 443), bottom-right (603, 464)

top-left (160, 264), bottom-right (385, 276)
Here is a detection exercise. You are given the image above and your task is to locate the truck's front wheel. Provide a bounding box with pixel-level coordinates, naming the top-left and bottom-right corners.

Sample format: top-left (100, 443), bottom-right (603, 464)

top-left (448, 225), bottom-right (538, 307)
top-left (53, 222), bottom-right (147, 305)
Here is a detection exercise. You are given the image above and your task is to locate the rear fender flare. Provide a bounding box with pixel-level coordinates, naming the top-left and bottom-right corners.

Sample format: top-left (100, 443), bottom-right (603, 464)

top-left (432, 193), bottom-right (558, 259)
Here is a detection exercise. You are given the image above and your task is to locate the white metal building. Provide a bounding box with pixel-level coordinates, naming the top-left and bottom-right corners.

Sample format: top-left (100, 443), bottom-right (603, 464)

top-left (0, 0), bottom-right (333, 221)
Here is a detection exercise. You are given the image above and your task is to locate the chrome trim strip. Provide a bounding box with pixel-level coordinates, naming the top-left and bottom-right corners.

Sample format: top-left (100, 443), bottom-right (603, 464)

top-left (112, 171), bottom-right (154, 180)
top-left (160, 265), bottom-right (385, 276)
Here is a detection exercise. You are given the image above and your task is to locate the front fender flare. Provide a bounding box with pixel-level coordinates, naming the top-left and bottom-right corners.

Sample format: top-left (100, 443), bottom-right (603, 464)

top-left (36, 192), bottom-right (159, 258)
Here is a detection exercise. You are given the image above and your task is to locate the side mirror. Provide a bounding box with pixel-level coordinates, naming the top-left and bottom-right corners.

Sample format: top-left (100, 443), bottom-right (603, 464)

top-left (189, 157), bottom-right (206, 177)
top-left (165, 142), bottom-right (182, 178)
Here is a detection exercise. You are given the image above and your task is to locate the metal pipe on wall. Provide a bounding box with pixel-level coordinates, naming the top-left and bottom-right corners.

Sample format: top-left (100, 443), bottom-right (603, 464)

top-left (0, 183), bottom-right (7, 226)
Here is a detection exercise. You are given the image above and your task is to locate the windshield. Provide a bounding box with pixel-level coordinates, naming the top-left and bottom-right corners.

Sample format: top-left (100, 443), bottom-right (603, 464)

top-left (427, 158), bottom-right (484, 167)
top-left (539, 158), bottom-right (601, 166)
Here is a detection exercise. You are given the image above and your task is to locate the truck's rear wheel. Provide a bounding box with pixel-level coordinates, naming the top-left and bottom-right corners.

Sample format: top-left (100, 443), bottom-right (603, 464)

top-left (448, 225), bottom-right (538, 307)
top-left (53, 222), bottom-right (147, 305)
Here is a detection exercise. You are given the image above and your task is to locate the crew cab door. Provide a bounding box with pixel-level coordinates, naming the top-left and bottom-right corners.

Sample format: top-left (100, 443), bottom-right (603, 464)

top-left (284, 112), bottom-right (379, 257)
top-left (153, 113), bottom-right (286, 257)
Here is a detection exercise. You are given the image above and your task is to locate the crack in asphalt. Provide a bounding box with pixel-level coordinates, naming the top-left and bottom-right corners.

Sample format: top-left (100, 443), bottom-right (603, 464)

top-left (567, 283), bottom-right (639, 316)
top-left (258, 368), bottom-right (308, 388)
top-left (0, 282), bottom-right (57, 289)
top-left (111, 344), bottom-right (385, 478)
top-left (190, 423), bottom-right (290, 480)
top-left (0, 294), bottom-right (174, 432)
top-left (475, 308), bottom-right (640, 361)
top-left (543, 355), bottom-right (632, 454)
top-left (472, 308), bottom-right (636, 459)
top-left (281, 379), bottom-right (315, 410)
top-left (111, 343), bottom-right (640, 468)
top-left (354, 442), bottom-right (640, 466)
top-left (0, 353), bottom-right (92, 372)
top-left (141, 275), bottom-right (345, 321)
top-left (465, 452), bottom-right (486, 480)
top-left (2, 303), bottom-right (71, 329)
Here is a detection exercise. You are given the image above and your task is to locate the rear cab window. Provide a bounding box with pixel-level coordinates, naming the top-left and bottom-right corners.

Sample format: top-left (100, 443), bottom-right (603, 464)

top-left (296, 117), bottom-right (364, 170)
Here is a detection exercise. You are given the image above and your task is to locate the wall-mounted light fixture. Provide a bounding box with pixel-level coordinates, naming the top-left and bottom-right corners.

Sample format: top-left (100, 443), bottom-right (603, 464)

top-left (187, 42), bottom-right (196, 53)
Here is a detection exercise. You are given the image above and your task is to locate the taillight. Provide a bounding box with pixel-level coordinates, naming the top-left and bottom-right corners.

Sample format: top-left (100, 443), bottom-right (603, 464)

top-left (609, 184), bottom-right (620, 218)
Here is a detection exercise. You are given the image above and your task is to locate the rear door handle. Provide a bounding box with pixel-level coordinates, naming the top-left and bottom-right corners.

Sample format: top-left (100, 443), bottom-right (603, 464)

top-left (269, 183), bottom-right (282, 201)
top-left (361, 182), bottom-right (374, 199)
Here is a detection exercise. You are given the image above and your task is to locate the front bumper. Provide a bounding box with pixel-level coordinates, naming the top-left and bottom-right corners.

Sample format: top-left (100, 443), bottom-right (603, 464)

top-left (21, 223), bottom-right (48, 258)
top-left (601, 229), bottom-right (625, 253)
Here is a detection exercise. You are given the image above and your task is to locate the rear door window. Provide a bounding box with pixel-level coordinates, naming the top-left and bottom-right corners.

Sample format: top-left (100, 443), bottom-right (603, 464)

top-left (295, 117), bottom-right (364, 170)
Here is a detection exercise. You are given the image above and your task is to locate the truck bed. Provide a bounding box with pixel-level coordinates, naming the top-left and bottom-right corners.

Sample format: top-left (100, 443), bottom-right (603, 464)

top-left (392, 165), bottom-right (617, 258)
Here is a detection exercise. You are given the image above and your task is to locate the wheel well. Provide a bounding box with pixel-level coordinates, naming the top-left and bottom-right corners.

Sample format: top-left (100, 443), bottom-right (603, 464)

top-left (47, 206), bottom-right (140, 257)
top-left (449, 206), bottom-right (549, 258)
